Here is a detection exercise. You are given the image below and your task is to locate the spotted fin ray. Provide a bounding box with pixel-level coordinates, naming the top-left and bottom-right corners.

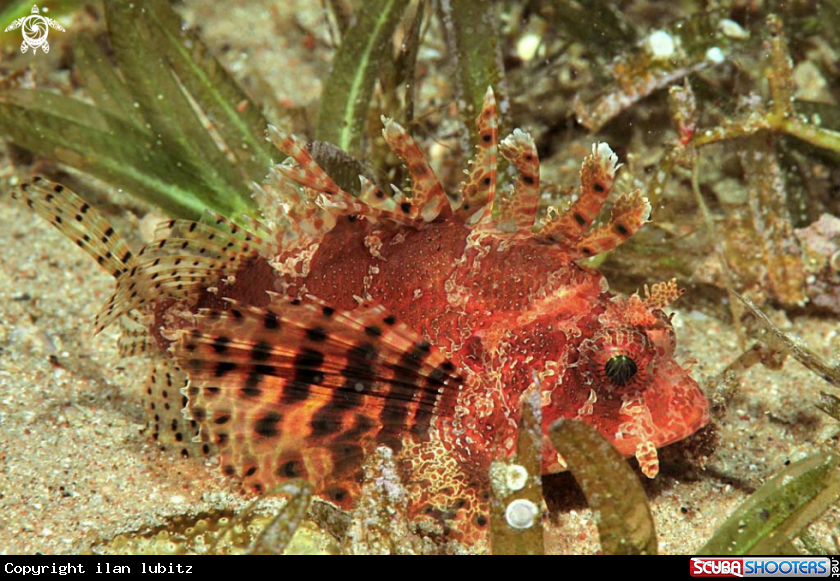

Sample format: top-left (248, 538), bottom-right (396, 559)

top-left (171, 295), bottom-right (463, 507)
top-left (108, 214), bottom-right (270, 315)
top-left (497, 128), bottom-right (540, 231)
top-left (117, 311), bottom-right (153, 357)
top-left (12, 178), bottom-right (135, 279)
top-left (11, 178), bottom-right (153, 340)
top-left (12, 178), bottom-right (268, 336)
top-left (144, 360), bottom-right (218, 459)
top-left (380, 115), bottom-right (451, 221)
top-left (458, 87), bottom-right (499, 224)
top-left (536, 143), bottom-right (650, 258)
top-left (12, 179), bottom-right (221, 462)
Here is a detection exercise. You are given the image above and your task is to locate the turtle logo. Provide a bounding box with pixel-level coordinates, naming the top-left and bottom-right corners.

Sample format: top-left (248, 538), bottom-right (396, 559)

top-left (4, 5), bottom-right (65, 55)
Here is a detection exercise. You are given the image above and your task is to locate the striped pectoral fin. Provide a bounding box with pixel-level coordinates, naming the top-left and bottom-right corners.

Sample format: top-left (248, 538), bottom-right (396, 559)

top-left (458, 88), bottom-right (499, 225)
top-left (171, 295), bottom-right (463, 507)
top-left (571, 189), bottom-right (651, 259)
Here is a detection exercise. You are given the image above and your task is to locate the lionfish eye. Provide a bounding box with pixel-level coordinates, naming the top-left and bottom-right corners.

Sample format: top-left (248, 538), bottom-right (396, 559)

top-left (578, 328), bottom-right (655, 398)
top-left (604, 354), bottom-right (638, 386)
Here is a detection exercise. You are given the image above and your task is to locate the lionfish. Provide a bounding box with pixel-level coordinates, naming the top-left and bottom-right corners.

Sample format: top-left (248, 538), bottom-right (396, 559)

top-left (14, 88), bottom-right (709, 545)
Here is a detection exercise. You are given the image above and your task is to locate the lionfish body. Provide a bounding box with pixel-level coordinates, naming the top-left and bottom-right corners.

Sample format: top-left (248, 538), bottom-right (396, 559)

top-left (15, 89), bottom-right (708, 545)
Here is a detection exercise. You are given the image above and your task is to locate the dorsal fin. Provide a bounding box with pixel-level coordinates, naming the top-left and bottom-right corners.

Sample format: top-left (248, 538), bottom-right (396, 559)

top-left (536, 142), bottom-right (619, 245)
top-left (266, 126), bottom-right (420, 229)
top-left (535, 142), bottom-right (650, 259)
top-left (457, 87), bottom-right (499, 224)
top-left (569, 189), bottom-right (651, 258)
top-left (497, 128), bottom-right (540, 231)
top-left (381, 116), bottom-right (451, 222)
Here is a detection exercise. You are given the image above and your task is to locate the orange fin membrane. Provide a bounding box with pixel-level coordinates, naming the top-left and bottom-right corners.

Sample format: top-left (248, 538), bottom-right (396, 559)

top-left (171, 295), bottom-right (462, 507)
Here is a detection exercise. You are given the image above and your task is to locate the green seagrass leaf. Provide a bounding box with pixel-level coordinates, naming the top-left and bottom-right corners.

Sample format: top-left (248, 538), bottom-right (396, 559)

top-left (699, 453), bottom-right (840, 555)
top-left (438, 0), bottom-right (504, 149)
top-left (315, 0), bottom-right (411, 155)
top-left (549, 419), bottom-right (658, 555)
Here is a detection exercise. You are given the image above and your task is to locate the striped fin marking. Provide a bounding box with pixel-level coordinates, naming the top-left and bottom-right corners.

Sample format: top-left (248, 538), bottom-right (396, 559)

top-left (458, 87), bottom-right (499, 225)
top-left (172, 295), bottom-right (463, 507)
top-left (497, 128), bottom-right (540, 231)
top-left (381, 116), bottom-right (451, 222)
top-left (13, 178), bottom-right (134, 279)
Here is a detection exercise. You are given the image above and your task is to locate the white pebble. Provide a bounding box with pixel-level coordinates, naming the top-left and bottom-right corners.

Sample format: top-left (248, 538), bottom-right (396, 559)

top-left (647, 30), bottom-right (675, 59)
top-left (705, 47), bottom-right (725, 64)
top-left (505, 498), bottom-right (539, 529)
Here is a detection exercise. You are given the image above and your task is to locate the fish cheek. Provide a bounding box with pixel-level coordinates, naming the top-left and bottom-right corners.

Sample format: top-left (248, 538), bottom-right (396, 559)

top-left (639, 358), bottom-right (710, 447)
